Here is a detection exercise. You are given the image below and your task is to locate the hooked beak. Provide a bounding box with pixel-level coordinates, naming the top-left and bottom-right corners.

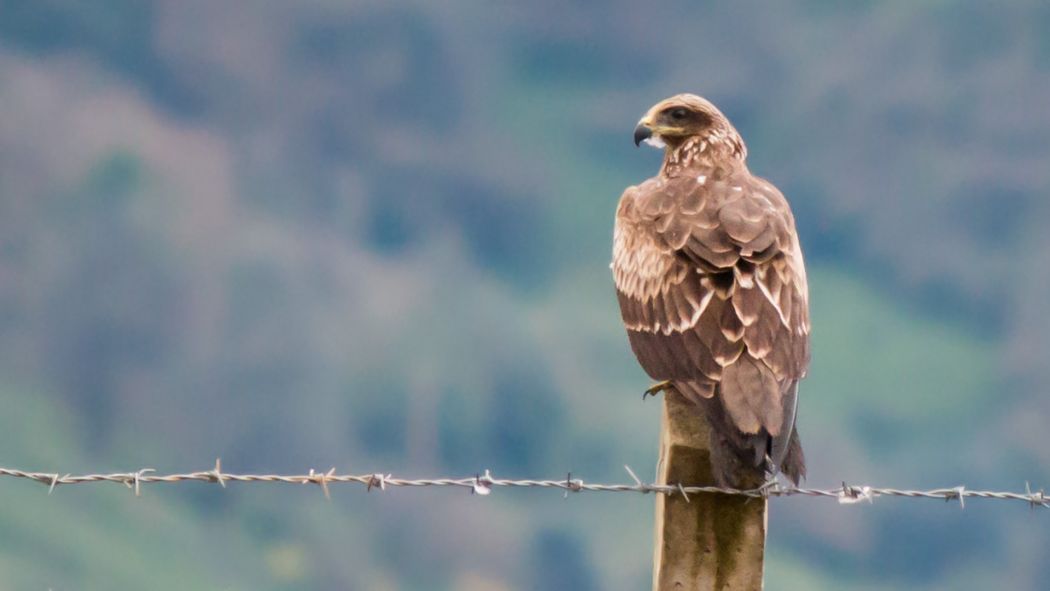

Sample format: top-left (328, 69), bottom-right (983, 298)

top-left (633, 122), bottom-right (653, 147)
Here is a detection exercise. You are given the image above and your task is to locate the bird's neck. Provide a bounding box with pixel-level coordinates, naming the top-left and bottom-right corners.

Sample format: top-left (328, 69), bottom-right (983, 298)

top-left (660, 132), bottom-right (747, 177)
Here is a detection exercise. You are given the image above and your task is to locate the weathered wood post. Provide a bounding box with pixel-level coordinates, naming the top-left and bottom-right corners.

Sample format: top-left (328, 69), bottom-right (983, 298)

top-left (652, 390), bottom-right (767, 590)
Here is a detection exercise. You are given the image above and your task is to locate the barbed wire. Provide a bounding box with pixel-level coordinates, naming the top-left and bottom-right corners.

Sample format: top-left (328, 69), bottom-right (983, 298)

top-left (1, 461), bottom-right (1046, 509)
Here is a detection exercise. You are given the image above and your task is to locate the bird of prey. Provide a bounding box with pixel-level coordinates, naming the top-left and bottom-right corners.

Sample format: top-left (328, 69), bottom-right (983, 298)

top-left (612, 94), bottom-right (810, 486)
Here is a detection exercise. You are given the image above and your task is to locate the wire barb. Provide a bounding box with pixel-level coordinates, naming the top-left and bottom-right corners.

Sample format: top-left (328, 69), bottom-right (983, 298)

top-left (210, 458), bottom-right (226, 488)
top-left (367, 473), bottom-right (389, 492)
top-left (306, 468), bottom-right (336, 500)
top-left (123, 469), bottom-right (155, 497)
top-left (837, 482), bottom-right (873, 505)
top-left (472, 470), bottom-right (493, 496)
top-left (623, 465), bottom-right (649, 493)
top-left (945, 486), bottom-right (966, 509)
top-left (1024, 482), bottom-right (1048, 510)
top-left (47, 473), bottom-right (62, 495)
top-left (676, 482), bottom-right (691, 503)
top-left (563, 472), bottom-right (584, 498)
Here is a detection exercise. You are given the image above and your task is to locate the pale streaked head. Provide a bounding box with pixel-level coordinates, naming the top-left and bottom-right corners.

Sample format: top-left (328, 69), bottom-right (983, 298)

top-left (632, 94), bottom-right (745, 160)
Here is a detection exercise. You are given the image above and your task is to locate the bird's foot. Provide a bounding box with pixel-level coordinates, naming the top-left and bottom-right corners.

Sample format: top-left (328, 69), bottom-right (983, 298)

top-left (642, 380), bottom-right (672, 401)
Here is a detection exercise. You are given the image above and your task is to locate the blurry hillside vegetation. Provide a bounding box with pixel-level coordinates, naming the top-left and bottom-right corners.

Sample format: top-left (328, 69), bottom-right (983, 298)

top-left (1, 1), bottom-right (1049, 590)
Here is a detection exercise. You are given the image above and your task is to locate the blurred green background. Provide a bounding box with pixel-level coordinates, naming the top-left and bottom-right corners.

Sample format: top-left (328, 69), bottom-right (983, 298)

top-left (1, 1), bottom-right (1048, 589)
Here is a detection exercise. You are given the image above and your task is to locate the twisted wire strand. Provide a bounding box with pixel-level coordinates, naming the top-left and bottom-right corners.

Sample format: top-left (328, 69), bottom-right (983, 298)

top-left (1, 463), bottom-right (1046, 508)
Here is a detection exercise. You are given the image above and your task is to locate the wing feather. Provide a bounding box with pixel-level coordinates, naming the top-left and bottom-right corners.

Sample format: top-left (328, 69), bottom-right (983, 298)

top-left (613, 170), bottom-right (810, 452)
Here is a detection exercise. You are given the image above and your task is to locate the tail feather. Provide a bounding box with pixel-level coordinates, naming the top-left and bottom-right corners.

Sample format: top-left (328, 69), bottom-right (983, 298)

top-left (770, 381), bottom-right (800, 471)
top-left (673, 381), bottom-right (807, 488)
top-left (778, 427), bottom-right (806, 485)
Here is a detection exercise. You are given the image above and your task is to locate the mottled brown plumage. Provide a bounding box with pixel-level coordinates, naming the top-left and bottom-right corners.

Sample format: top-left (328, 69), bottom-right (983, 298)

top-left (613, 94), bottom-right (810, 485)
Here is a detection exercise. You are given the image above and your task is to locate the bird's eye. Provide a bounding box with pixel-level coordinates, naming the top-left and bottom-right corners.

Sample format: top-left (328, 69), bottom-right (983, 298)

top-left (669, 108), bottom-right (688, 120)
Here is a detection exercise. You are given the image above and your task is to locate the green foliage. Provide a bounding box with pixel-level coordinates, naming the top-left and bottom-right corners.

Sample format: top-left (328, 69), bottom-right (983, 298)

top-left (807, 268), bottom-right (995, 428)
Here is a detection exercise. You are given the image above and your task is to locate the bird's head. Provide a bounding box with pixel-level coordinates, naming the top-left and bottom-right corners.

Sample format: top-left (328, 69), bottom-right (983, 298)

top-left (633, 94), bottom-right (746, 162)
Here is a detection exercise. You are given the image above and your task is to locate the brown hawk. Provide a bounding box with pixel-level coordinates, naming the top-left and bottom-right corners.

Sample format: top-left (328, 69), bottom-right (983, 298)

top-left (612, 94), bottom-right (810, 486)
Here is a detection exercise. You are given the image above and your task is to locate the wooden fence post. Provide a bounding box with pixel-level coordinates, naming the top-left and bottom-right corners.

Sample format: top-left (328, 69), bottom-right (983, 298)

top-left (652, 390), bottom-right (767, 590)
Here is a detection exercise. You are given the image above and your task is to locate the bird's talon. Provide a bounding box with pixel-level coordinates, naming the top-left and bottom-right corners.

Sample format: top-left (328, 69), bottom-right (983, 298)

top-left (642, 380), bottom-right (672, 400)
